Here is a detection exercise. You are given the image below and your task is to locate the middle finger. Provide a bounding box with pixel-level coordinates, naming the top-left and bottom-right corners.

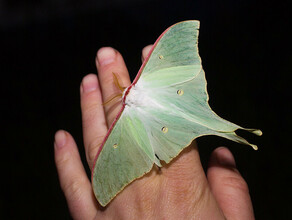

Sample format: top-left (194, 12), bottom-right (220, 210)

top-left (96, 47), bottom-right (131, 126)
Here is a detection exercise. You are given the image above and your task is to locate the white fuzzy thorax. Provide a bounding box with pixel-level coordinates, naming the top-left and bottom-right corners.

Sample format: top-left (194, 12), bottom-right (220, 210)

top-left (124, 85), bottom-right (148, 107)
top-left (123, 84), bottom-right (164, 110)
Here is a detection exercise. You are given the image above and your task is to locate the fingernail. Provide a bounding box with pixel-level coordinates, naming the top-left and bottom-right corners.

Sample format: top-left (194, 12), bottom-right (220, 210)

top-left (54, 130), bottom-right (67, 148)
top-left (81, 74), bottom-right (98, 93)
top-left (216, 147), bottom-right (236, 168)
top-left (97, 47), bottom-right (116, 67)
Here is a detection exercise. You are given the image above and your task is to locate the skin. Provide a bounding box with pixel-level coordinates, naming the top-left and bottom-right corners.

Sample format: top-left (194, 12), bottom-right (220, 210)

top-left (54, 46), bottom-right (255, 220)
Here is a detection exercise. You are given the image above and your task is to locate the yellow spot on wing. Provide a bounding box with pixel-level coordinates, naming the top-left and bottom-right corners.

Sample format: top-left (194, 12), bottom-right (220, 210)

top-left (177, 89), bottom-right (184, 96)
top-left (161, 127), bottom-right (168, 133)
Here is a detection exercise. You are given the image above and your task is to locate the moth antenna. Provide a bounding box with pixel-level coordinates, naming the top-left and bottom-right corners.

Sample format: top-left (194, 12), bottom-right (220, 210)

top-left (113, 72), bottom-right (125, 92)
top-left (102, 93), bottom-right (123, 106)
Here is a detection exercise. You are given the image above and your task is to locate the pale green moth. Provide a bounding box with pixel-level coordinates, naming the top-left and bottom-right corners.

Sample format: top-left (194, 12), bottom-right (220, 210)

top-left (92, 20), bottom-right (262, 207)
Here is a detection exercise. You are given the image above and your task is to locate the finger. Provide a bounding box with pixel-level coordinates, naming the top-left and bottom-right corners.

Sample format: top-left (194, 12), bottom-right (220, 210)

top-left (80, 74), bottom-right (108, 168)
top-left (96, 47), bottom-right (131, 126)
top-left (141, 45), bottom-right (153, 62)
top-left (54, 130), bottom-right (98, 219)
top-left (207, 147), bottom-right (255, 220)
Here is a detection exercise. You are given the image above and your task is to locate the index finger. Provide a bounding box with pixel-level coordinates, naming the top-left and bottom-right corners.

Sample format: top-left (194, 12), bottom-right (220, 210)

top-left (80, 74), bottom-right (108, 169)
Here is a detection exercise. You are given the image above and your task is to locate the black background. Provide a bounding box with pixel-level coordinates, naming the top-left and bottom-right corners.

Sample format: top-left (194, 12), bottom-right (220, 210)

top-left (1, 0), bottom-right (290, 219)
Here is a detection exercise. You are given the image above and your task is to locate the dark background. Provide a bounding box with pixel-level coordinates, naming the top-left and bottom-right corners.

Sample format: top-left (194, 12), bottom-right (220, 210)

top-left (1, 0), bottom-right (290, 219)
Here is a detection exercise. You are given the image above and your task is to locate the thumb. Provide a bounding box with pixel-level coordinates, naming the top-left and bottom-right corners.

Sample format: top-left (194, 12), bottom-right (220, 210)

top-left (207, 147), bottom-right (255, 220)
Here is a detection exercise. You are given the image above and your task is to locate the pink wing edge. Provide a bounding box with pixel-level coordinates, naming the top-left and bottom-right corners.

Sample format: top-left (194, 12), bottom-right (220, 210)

top-left (91, 21), bottom-right (186, 182)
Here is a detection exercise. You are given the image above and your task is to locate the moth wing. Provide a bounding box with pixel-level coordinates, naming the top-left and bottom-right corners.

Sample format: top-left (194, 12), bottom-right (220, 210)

top-left (92, 108), bottom-right (156, 207)
top-left (135, 68), bottom-right (261, 165)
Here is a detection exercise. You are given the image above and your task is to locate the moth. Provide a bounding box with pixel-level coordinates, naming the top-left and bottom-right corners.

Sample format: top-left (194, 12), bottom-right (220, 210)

top-left (91, 20), bottom-right (262, 206)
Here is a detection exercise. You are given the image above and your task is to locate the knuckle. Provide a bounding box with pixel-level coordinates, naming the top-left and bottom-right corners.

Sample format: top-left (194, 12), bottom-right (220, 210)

top-left (55, 151), bottom-right (71, 169)
top-left (83, 97), bottom-right (99, 110)
top-left (223, 175), bottom-right (249, 194)
top-left (86, 136), bottom-right (104, 167)
top-left (82, 101), bottom-right (100, 120)
top-left (62, 178), bottom-right (86, 201)
top-left (102, 75), bottom-right (115, 85)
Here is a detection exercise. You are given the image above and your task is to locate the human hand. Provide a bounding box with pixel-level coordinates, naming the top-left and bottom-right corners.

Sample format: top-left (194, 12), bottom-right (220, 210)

top-left (54, 46), bottom-right (255, 219)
